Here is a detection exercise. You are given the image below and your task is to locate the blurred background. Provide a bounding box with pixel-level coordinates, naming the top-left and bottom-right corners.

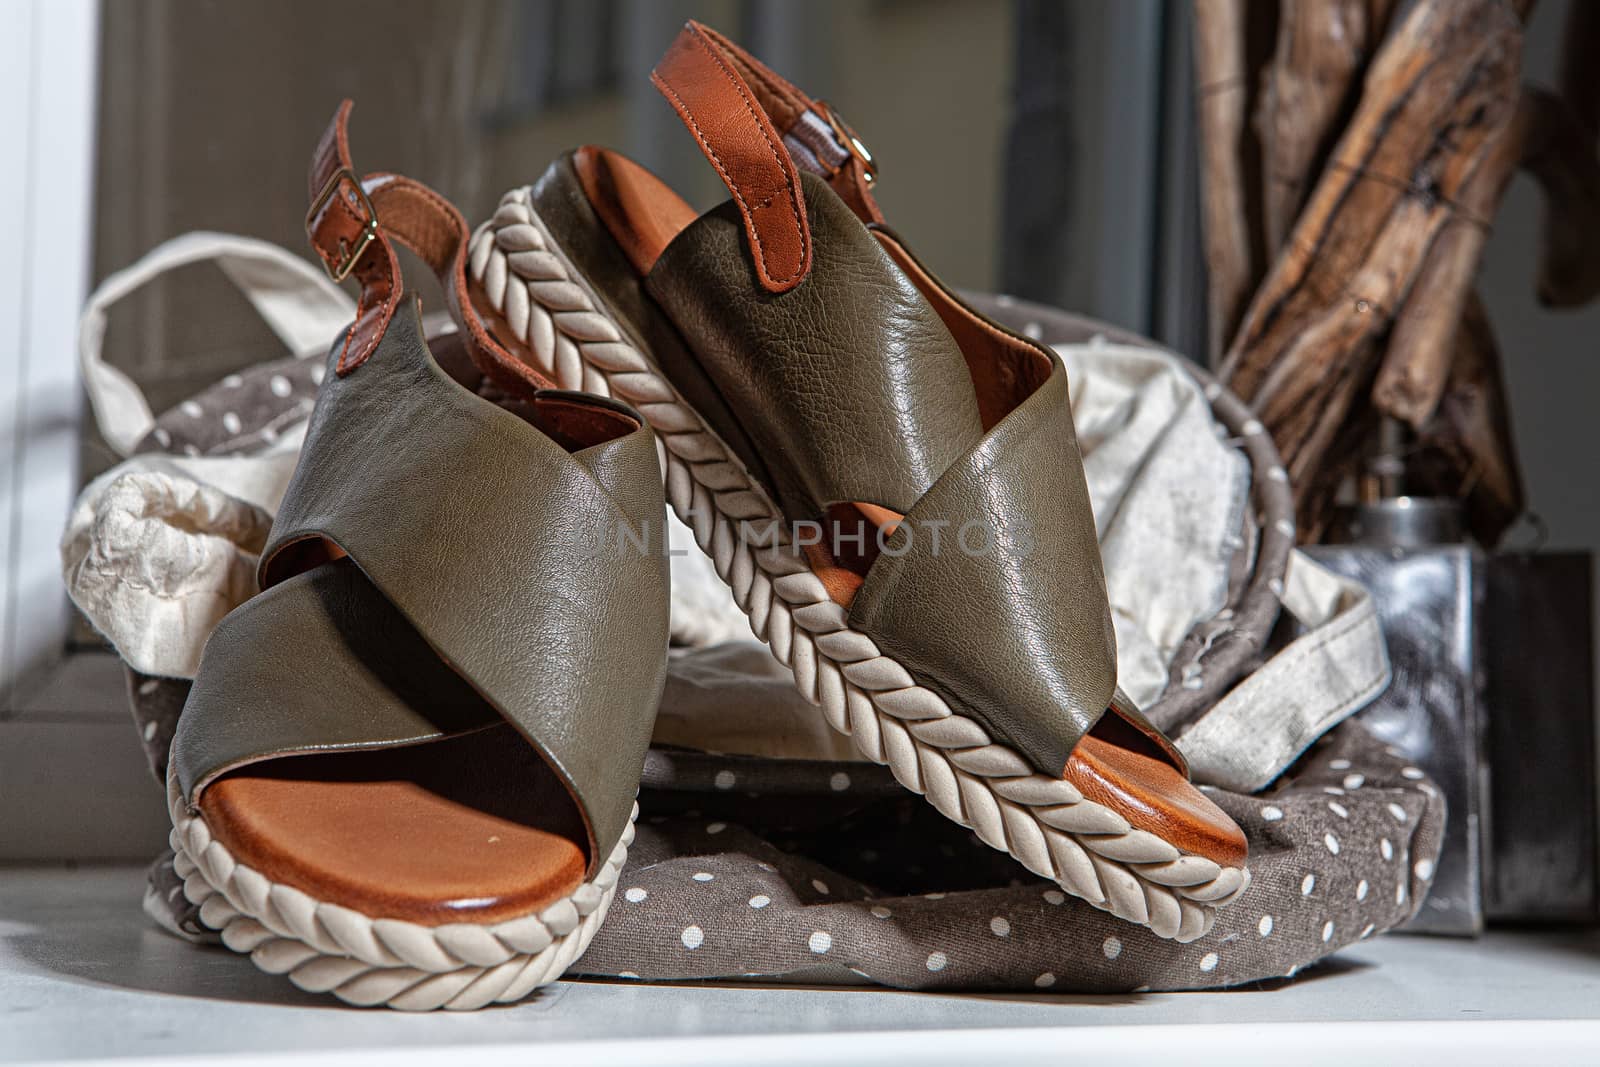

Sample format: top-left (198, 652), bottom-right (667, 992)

top-left (73, 1), bottom-right (1600, 547)
top-left (80, 0), bottom-right (1204, 457)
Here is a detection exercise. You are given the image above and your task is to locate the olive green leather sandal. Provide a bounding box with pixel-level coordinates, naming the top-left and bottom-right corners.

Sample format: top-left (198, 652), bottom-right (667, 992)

top-left (465, 23), bottom-right (1249, 942)
top-left (168, 104), bottom-right (669, 1010)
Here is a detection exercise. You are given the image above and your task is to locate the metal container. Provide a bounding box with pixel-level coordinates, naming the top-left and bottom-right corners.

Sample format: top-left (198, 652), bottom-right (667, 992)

top-left (1481, 552), bottom-right (1598, 924)
top-left (1313, 498), bottom-right (1599, 932)
top-left (1308, 519), bottom-right (1487, 935)
top-left (1346, 497), bottom-right (1463, 547)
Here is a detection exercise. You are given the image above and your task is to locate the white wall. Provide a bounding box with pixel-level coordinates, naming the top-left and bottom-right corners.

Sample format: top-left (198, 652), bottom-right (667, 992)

top-left (0, 0), bottom-right (98, 701)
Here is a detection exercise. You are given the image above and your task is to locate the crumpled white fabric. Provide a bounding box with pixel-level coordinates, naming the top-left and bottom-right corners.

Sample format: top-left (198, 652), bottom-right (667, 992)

top-left (1063, 337), bottom-right (1249, 708)
top-left (61, 444), bottom-right (302, 679)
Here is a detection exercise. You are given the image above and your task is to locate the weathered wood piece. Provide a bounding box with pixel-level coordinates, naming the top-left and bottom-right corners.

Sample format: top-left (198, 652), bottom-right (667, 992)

top-left (1372, 88), bottom-right (1527, 427)
top-left (1255, 0), bottom-right (1371, 253)
top-left (1411, 294), bottom-right (1525, 545)
top-left (1194, 0), bottom-right (1256, 360)
top-left (1218, 0), bottom-right (1523, 502)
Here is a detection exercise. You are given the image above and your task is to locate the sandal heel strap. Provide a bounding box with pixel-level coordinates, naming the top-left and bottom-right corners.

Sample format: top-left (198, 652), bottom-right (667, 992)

top-left (650, 24), bottom-right (812, 294)
top-left (303, 100), bottom-right (549, 393)
top-left (649, 19), bottom-right (886, 295)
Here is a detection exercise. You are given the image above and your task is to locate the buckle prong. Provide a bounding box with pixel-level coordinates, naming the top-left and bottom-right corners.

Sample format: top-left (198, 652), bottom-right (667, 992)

top-left (819, 103), bottom-right (878, 185)
top-left (306, 167), bottom-right (379, 282)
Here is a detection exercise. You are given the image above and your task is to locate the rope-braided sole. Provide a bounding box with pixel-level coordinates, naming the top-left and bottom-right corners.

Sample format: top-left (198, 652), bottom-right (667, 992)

top-left (168, 769), bottom-right (632, 1010)
top-left (469, 188), bottom-right (1252, 942)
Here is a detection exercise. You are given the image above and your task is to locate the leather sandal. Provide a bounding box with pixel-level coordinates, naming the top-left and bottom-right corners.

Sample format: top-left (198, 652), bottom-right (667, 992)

top-left (466, 22), bottom-right (1249, 942)
top-left (167, 103), bottom-right (670, 1010)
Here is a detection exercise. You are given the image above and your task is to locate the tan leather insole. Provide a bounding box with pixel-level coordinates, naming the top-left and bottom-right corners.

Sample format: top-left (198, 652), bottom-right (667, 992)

top-left (571, 144), bottom-right (1245, 869)
top-left (575, 146), bottom-right (698, 277)
top-left (1072, 730), bottom-right (1246, 867)
top-left (200, 724), bottom-right (587, 926)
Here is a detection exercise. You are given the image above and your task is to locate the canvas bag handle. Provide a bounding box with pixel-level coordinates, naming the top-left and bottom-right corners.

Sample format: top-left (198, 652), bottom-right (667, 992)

top-left (1177, 549), bottom-right (1392, 793)
top-left (78, 231), bottom-right (354, 456)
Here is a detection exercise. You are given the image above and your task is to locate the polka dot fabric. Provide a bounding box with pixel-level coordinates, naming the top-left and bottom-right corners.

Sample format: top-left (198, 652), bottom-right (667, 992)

top-left (135, 353), bottom-right (321, 460)
top-left (561, 720), bottom-right (1443, 992)
top-left (141, 713), bottom-right (1444, 990)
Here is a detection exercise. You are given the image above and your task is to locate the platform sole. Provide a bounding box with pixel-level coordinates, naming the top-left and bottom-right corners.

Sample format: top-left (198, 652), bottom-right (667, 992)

top-left (467, 188), bottom-right (1251, 942)
top-left (169, 769), bottom-right (632, 1010)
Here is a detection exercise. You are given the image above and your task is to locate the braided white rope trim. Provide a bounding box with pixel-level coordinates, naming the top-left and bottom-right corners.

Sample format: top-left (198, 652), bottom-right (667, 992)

top-left (470, 189), bottom-right (1251, 942)
top-left (168, 769), bottom-right (631, 1010)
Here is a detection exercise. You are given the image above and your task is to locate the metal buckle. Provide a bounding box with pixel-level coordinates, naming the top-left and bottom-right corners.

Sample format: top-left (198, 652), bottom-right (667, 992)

top-left (305, 167), bottom-right (379, 282)
top-left (818, 102), bottom-right (878, 185)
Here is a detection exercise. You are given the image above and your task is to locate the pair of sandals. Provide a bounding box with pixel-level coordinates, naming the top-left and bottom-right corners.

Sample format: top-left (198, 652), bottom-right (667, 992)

top-left (170, 21), bottom-right (1250, 1011)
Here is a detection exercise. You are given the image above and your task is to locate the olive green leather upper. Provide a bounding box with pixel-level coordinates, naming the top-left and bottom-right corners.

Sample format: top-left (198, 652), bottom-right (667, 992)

top-left (513, 17), bottom-right (1195, 785)
top-left (537, 151), bottom-right (1177, 779)
top-left (531, 154), bottom-right (777, 494)
top-left (645, 171), bottom-right (986, 520)
top-left (623, 167), bottom-right (1134, 774)
top-left (172, 301), bottom-right (670, 871)
top-left (846, 357), bottom-right (1120, 774)
top-left (175, 556), bottom-right (502, 790)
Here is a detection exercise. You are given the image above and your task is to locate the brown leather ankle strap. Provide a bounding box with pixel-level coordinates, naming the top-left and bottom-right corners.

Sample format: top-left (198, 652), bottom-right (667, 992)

top-left (304, 100), bottom-right (553, 390)
top-left (651, 20), bottom-right (883, 294)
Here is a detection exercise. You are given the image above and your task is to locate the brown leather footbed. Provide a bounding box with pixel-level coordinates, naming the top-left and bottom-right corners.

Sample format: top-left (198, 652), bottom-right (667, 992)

top-left (1071, 730), bottom-right (1247, 867)
top-left (566, 145), bottom-right (1247, 870)
top-left (200, 724), bottom-right (588, 926)
top-left (574, 146), bottom-right (697, 278)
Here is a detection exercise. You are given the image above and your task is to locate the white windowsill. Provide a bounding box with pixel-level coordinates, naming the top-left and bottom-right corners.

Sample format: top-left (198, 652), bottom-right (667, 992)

top-left (4, 866), bottom-right (1598, 1066)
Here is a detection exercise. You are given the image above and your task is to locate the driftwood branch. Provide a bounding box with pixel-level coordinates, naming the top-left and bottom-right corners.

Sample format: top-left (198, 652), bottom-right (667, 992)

top-left (1410, 294), bottom-right (1525, 545)
top-left (1255, 0), bottom-right (1371, 253)
top-left (1193, 0), bottom-right (1255, 360)
top-left (1218, 0), bottom-right (1523, 503)
top-left (1371, 87), bottom-right (1528, 427)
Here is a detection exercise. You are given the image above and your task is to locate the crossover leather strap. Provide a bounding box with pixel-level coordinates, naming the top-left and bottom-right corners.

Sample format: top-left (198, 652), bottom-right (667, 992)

top-left (305, 100), bottom-right (551, 391)
top-left (847, 356), bottom-right (1131, 778)
top-left (176, 303), bottom-right (670, 871)
top-left (645, 171), bottom-right (985, 519)
top-left (650, 20), bottom-right (884, 292)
